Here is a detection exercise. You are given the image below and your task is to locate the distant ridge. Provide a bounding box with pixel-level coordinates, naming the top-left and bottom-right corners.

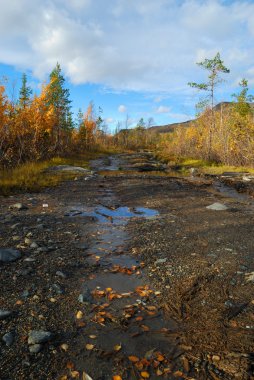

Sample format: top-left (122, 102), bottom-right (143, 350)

top-left (148, 101), bottom-right (254, 134)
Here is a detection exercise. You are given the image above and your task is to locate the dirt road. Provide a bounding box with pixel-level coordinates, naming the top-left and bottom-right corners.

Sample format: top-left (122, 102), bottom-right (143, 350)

top-left (0, 153), bottom-right (253, 380)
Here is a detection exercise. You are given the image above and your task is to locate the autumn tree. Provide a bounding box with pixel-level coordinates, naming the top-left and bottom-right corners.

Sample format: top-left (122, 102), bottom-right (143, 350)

top-left (188, 52), bottom-right (230, 159)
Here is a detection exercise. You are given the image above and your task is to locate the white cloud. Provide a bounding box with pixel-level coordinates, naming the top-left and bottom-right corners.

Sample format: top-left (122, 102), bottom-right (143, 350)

top-left (105, 117), bottom-right (115, 124)
top-left (156, 105), bottom-right (171, 114)
top-left (118, 105), bottom-right (127, 113)
top-left (0, 0), bottom-right (254, 95)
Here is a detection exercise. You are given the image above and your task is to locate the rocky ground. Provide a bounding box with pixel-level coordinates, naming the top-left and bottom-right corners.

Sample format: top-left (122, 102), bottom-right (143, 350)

top-left (0, 153), bottom-right (253, 380)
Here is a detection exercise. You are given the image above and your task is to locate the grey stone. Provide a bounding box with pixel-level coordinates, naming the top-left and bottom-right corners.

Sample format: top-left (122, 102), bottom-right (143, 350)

top-left (51, 284), bottom-right (64, 295)
top-left (22, 290), bottom-right (30, 298)
top-left (0, 310), bottom-right (12, 320)
top-left (9, 203), bottom-right (28, 210)
top-left (206, 202), bottom-right (228, 211)
top-left (56, 271), bottom-right (66, 278)
top-left (28, 330), bottom-right (53, 345)
top-left (29, 344), bottom-right (42, 353)
top-left (0, 248), bottom-right (21, 262)
top-left (30, 242), bottom-right (39, 249)
top-left (47, 165), bottom-right (90, 173)
top-left (154, 258), bottom-right (167, 265)
top-left (3, 332), bottom-right (14, 346)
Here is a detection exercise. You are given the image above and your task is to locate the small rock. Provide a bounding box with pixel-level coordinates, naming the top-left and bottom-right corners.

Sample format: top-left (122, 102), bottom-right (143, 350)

top-left (206, 203), bottom-right (228, 211)
top-left (51, 284), bottom-right (64, 295)
top-left (30, 242), bottom-right (39, 249)
top-left (28, 330), bottom-right (53, 345)
top-left (29, 344), bottom-right (42, 354)
top-left (3, 332), bottom-right (14, 346)
top-left (56, 271), bottom-right (67, 278)
top-left (22, 290), bottom-right (30, 298)
top-left (0, 248), bottom-right (21, 263)
top-left (154, 258), bottom-right (167, 265)
top-left (9, 203), bottom-right (28, 211)
top-left (0, 310), bottom-right (12, 320)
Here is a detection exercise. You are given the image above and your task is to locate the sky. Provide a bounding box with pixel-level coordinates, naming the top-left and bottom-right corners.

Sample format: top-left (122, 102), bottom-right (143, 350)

top-left (0, 0), bottom-right (254, 131)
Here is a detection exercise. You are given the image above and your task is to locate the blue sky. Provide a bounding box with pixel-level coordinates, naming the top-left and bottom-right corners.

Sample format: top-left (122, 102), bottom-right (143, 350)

top-left (0, 0), bottom-right (254, 132)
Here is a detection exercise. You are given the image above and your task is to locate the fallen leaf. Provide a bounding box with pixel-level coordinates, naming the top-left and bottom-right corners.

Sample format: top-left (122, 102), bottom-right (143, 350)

top-left (71, 371), bottom-right (80, 378)
top-left (157, 354), bottom-right (165, 362)
top-left (86, 344), bottom-right (95, 350)
top-left (66, 361), bottom-right (74, 369)
top-left (60, 376), bottom-right (68, 380)
top-left (156, 369), bottom-right (163, 376)
top-left (76, 311), bottom-right (83, 319)
top-left (141, 325), bottom-right (150, 332)
top-left (146, 306), bottom-right (157, 311)
top-left (82, 372), bottom-right (93, 380)
top-left (89, 335), bottom-right (97, 339)
top-left (112, 376), bottom-right (122, 380)
top-left (77, 321), bottom-right (86, 328)
top-left (128, 355), bottom-right (139, 363)
top-left (114, 344), bottom-right (122, 352)
top-left (141, 371), bottom-right (150, 378)
top-left (61, 343), bottom-right (69, 352)
top-left (173, 371), bottom-right (184, 377)
top-left (135, 362), bottom-right (144, 371)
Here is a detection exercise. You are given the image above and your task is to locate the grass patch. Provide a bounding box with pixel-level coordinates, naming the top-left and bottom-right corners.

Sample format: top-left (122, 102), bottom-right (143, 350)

top-left (166, 157), bottom-right (254, 176)
top-left (0, 152), bottom-right (104, 196)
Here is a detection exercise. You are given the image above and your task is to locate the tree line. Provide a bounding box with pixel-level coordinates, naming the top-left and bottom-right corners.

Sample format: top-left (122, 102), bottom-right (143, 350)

top-left (0, 63), bottom-right (111, 168)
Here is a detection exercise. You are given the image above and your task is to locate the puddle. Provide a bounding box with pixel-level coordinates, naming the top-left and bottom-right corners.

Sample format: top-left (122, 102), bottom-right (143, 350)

top-left (70, 174), bottom-right (182, 377)
top-left (214, 180), bottom-right (253, 203)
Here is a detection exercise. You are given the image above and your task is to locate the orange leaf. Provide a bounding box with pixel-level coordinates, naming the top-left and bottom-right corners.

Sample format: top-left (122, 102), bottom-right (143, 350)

top-left (113, 376), bottom-right (122, 380)
top-left (141, 371), bottom-right (150, 378)
top-left (157, 354), bottom-right (165, 362)
top-left (141, 325), bottom-right (150, 331)
top-left (128, 355), bottom-right (139, 363)
top-left (135, 362), bottom-right (144, 371)
top-left (66, 361), bottom-right (74, 369)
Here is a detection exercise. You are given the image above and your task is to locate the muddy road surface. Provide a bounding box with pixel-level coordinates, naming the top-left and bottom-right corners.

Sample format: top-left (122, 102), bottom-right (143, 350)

top-left (0, 153), bottom-right (253, 380)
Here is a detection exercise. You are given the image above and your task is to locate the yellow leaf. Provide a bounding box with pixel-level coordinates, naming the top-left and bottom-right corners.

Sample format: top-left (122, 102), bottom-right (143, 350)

top-left (141, 371), bottom-right (150, 378)
top-left (71, 371), bottom-right (80, 378)
top-left (114, 344), bottom-right (122, 352)
top-left (76, 310), bottom-right (83, 319)
top-left (86, 344), bottom-right (95, 350)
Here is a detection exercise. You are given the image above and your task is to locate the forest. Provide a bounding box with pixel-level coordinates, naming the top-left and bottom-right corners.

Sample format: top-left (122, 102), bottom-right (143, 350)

top-left (1, 54), bottom-right (254, 173)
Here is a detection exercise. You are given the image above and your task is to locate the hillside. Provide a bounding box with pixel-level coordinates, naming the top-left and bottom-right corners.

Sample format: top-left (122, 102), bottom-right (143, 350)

top-left (149, 101), bottom-right (254, 134)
